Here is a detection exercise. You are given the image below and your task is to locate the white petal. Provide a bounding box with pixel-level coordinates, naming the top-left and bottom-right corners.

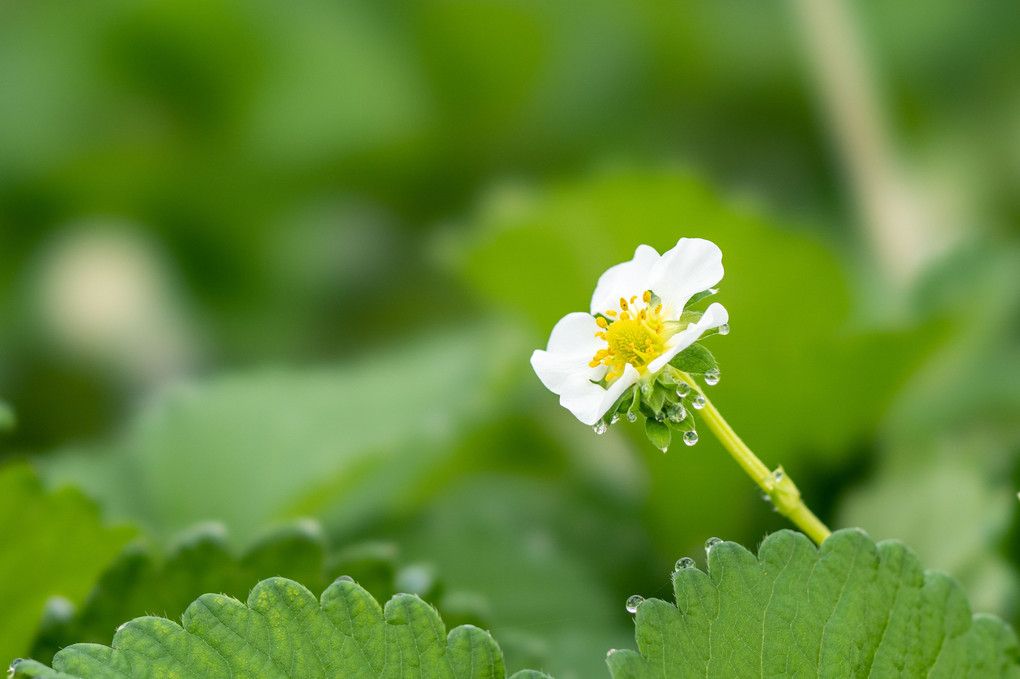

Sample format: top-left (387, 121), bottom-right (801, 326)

top-left (589, 244), bottom-right (660, 316)
top-left (558, 363), bottom-right (641, 426)
top-left (647, 238), bottom-right (723, 318)
top-left (531, 313), bottom-right (605, 395)
top-left (531, 310), bottom-right (640, 426)
top-left (647, 303), bottom-right (729, 373)
top-left (544, 312), bottom-right (603, 356)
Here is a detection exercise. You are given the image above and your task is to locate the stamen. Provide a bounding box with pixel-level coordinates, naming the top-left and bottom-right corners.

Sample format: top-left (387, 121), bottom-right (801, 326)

top-left (606, 310), bottom-right (617, 317)
top-left (596, 317), bottom-right (608, 328)
top-left (619, 297), bottom-right (629, 311)
top-left (643, 290), bottom-right (651, 303)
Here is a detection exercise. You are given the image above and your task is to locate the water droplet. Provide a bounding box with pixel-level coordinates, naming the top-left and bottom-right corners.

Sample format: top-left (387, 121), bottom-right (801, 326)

top-left (668, 404), bottom-right (687, 422)
top-left (116, 622), bottom-right (128, 633)
top-left (659, 445), bottom-right (669, 453)
top-left (705, 537), bottom-right (722, 554)
top-left (704, 369), bottom-right (720, 386)
top-left (334, 575), bottom-right (355, 583)
top-left (692, 394), bottom-right (706, 410)
top-left (593, 421), bottom-right (609, 435)
top-left (8, 659), bottom-right (23, 673)
top-left (626, 411), bottom-right (637, 423)
top-left (760, 489), bottom-right (772, 502)
top-left (683, 430), bottom-right (698, 446)
top-left (675, 383), bottom-right (691, 398)
top-left (771, 469), bottom-right (784, 483)
top-left (674, 557), bottom-right (695, 571)
top-left (717, 323), bottom-right (730, 336)
top-left (625, 595), bottom-right (645, 613)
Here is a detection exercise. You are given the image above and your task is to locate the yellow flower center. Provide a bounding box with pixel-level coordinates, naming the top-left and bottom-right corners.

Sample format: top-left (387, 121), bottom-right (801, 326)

top-left (589, 290), bottom-right (668, 382)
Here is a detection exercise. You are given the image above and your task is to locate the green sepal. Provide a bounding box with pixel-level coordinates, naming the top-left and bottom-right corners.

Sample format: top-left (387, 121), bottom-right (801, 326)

top-left (677, 311), bottom-right (703, 329)
top-left (668, 343), bottom-right (718, 375)
top-left (666, 413), bottom-right (695, 432)
top-left (644, 418), bottom-right (671, 451)
top-left (646, 384), bottom-right (667, 413)
top-left (686, 288), bottom-right (717, 306)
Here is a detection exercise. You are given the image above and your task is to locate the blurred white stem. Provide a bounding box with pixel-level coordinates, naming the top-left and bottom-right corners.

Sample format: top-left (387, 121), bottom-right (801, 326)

top-left (791, 0), bottom-right (933, 288)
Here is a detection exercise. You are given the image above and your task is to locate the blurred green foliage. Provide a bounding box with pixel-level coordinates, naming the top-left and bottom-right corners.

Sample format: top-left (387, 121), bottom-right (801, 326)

top-left (1, 0), bottom-right (1019, 676)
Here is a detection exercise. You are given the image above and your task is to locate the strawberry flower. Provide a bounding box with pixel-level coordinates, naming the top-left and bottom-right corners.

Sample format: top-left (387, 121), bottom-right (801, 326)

top-left (531, 238), bottom-right (729, 431)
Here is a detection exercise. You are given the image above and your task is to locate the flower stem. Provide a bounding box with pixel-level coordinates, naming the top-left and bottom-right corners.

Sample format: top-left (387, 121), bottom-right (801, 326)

top-left (678, 372), bottom-right (831, 545)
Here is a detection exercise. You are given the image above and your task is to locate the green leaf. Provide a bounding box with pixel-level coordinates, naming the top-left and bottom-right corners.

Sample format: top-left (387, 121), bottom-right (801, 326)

top-left (607, 529), bottom-right (1020, 678)
top-left (668, 344), bottom-right (717, 376)
top-left (30, 523), bottom-right (411, 666)
top-left (645, 419), bottom-right (671, 451)
top-left (0, 462), bottom-right (134, 664)
top-left (11, 578), bottom-right (552, 679)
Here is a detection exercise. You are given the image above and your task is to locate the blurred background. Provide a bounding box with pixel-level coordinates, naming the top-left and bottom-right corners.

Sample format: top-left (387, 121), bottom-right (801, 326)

top-left (1, 1), bottom-right (1019, 677)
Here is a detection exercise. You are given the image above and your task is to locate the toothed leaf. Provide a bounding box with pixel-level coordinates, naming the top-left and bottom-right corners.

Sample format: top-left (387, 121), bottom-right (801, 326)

top-left (608, 529), bottom-right (1020, 678)
top-left (11, 577), bottom-right (553, 679)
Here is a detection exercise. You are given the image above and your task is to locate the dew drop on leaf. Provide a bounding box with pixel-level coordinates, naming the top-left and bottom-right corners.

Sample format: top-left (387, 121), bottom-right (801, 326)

top-left (625, 595), bottom-right (645, 613)
top-left (683, 430), bottom-right (698, 446)
top-left (705, 537), bottom-right (722, 555)
top-left (692, 394), bottom-right (706, 410)
top-left (674, 557), bottom-right (695, 571)
top-left (717, 323), bottom-right (730, 335)
top-left (704, 369), bottom-right (720, 386)
top-left (626, 411), bottom-right (637, 422)
top-left (676, 383), bottom-right (691, 398)
top-left (593, 421), bottom-right (608, 435)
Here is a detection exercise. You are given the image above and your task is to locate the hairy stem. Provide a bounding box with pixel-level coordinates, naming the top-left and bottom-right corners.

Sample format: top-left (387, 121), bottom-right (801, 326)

top-left (678, 372), bottom-right (831, 545)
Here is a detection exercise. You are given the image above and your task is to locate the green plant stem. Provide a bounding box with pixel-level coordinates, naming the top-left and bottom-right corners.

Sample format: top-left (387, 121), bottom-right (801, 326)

top-left (678, 372), bottom-right (831, 545)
